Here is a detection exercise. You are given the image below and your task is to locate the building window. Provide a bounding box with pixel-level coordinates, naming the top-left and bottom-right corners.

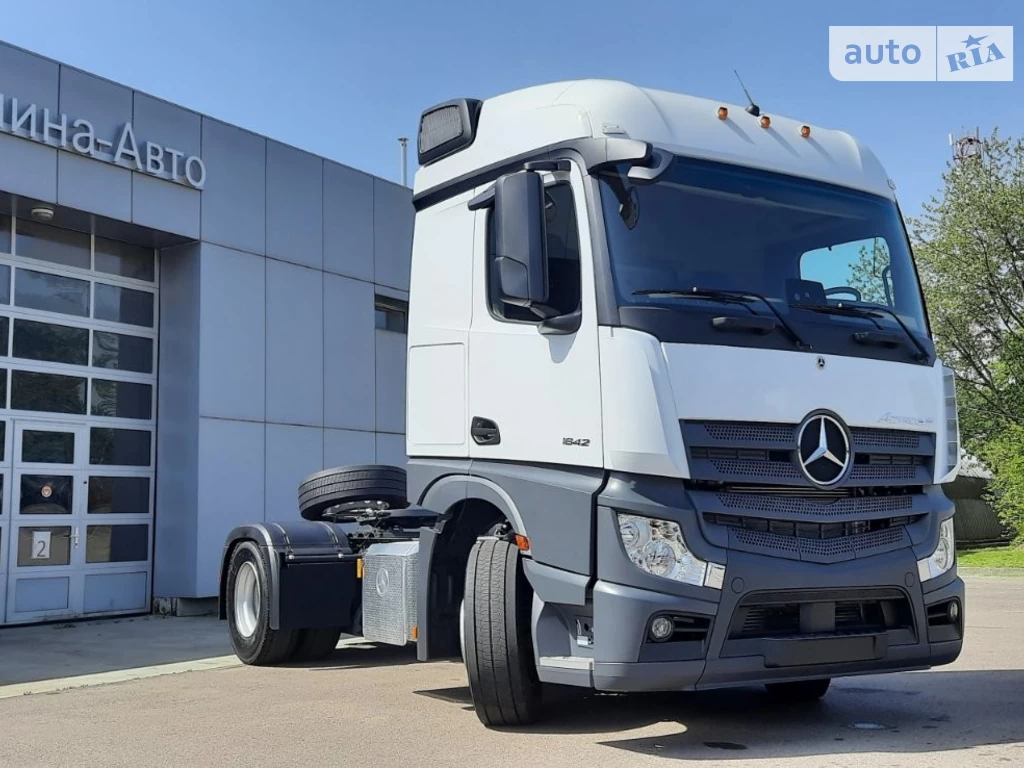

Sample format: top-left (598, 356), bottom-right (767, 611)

top-left (375, 296), bottom-right (408, 333)
top-left (14, 219), bottom-right (91, 271)
top-left (0, 215), bottom-right (10, 255)
top-left (95, 237), bottom-right (156, 282)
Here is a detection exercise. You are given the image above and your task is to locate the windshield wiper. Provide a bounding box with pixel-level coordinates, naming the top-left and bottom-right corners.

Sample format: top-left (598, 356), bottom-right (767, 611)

top-left (632, 287), bottom-right (810, 349)
top-left (794, 302), bottom-right (929, 361)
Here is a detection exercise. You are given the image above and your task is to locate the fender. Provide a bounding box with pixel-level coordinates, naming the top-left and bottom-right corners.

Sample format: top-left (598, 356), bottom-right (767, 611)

top-left (418, 473), bottom-right (528, 536)
top-left (219, 521), bottom-right (358, 630)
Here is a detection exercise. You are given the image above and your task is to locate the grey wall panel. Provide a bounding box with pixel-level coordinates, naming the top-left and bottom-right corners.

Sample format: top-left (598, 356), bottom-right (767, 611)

top-left (374, 329), bottom-right (406, 433)
top-left (57, 151), bottom-right (131, 221)
top-left (200, 118), bottom-right (266, 255)
top-left (324, 428), bottom-right (376, 468)
top-left (323, 272), bottom-right (375, 431)
top-left (195, 417), bottom-right (265, 596)
top-left (323, 161), bottom-right (374, 281)
top-left (132, 173), bottom-right (200, 239)
top-left (266, 141), bottom-right (322, 269)
top-left (0, 134), bottom-right (56, 202)
top-left (132, 92), bottom-right (201, 160)
top-left (373, 179), bottom-right (413, 290)
top-left (266, 259), bottom-right (323, 427)
top-left (265, 423), bottom-right (322, 521)
top-left (375, 432), bottom-right (407, 467)
top-left (199, 244), bottom-right (266, 422)
top-left (0, 44), bottom-right (59, 117)
top-left (58, 66), bottom-right (133, 148)
top-left (154, 242), bottom-right (201, 598)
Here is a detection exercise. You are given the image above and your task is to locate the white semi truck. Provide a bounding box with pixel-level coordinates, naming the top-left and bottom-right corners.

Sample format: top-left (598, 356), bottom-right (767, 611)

top-left (220, 80), bottom-right (964, 727)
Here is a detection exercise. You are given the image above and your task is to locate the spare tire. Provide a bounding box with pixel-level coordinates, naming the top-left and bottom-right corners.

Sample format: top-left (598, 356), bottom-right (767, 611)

top-left (298, 465), bottom-right (408, 520)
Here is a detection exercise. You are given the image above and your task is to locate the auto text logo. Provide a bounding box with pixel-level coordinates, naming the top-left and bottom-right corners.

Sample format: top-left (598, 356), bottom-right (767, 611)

top-left (829, 26), bottom-right (1013, 81)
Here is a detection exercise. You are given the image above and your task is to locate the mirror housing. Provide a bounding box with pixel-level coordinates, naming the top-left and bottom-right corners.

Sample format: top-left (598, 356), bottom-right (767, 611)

top-left (493, 171), bottom-right (548, 307)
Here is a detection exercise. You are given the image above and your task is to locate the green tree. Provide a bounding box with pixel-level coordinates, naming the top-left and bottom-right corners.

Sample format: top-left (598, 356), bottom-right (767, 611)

top-left (848, 238), bottom-right (891, 305)
top-left (910, 130), bottom-right (1024, 540)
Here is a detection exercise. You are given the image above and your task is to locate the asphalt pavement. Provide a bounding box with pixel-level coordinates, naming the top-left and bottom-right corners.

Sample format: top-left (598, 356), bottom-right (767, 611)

top-left (0, 574), bottom-right (1021, 767)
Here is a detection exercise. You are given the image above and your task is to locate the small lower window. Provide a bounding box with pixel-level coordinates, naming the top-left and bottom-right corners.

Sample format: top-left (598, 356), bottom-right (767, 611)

top-left (375, 296), bottom-right (408, 333)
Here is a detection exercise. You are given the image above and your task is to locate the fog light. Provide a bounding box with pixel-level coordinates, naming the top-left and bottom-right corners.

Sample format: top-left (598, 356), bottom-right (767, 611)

top-left (650, 616), bottom-right (674, 642)
top-left (948, 600), bottom-right (960, 623)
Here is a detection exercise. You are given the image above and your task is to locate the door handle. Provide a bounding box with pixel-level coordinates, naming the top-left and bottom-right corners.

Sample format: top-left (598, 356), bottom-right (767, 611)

top-left (471, 417), bottom-right (501, 446)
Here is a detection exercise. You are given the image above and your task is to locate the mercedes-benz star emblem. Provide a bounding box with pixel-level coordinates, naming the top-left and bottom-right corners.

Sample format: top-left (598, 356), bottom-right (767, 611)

top-left (797, 413), bottom-right (851, 486)
top-left (375, 568), bottom-right (390, 596)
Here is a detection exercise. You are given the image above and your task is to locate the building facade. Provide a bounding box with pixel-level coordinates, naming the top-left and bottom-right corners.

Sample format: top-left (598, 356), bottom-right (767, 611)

top-left (0, 41), bottom-right (412, 623)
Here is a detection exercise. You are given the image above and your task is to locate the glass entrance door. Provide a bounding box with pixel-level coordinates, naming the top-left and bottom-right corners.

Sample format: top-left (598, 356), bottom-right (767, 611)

top-left (4, 421), bottom-right (88, 622)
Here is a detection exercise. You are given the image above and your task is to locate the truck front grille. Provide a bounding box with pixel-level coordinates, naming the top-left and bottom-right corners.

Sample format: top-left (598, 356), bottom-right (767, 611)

top-left (727, 588), bottom-right (914, 642)
top-left (704, 512), bottom-right (920, 539)
top-left (682, 419), bottom-right (935, 488)
top-left (715, 490), bottom-right (914, 516)
top-left (689, 446), bottom-right (928, 485)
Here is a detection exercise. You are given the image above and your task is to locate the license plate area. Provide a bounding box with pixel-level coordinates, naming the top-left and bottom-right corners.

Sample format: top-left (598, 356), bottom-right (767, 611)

top-left (763, 632), bottom-right (888, 667)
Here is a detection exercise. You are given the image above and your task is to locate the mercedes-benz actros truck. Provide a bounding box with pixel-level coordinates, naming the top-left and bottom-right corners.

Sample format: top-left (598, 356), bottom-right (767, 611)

top-left (219, 80), bottom-right (964, 727)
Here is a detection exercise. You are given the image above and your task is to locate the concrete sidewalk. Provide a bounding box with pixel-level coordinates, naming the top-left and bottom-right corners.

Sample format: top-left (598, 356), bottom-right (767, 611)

top-left (0, 614), bottom-right (235, 694)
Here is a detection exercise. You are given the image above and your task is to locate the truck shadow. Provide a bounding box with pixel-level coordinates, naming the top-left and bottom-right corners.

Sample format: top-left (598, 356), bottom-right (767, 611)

top-left (286, 639), bottom-right (421, 671)
top-left (420, 669), bottom-right (1024, 760)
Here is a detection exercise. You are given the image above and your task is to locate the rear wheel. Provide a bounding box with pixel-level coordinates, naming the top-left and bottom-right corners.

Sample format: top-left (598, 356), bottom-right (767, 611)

top-left (463, 538), bottom-right (542, 727)
top-left (292, 627), bottom-right (343, 662)
top-left (765, 678), bottom-right (832, 702)
top-left (226, 541), bottom-right (298, 665)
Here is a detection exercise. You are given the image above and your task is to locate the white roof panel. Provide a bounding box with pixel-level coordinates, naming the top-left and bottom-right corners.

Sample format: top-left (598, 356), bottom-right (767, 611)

top-left (414, 79), bottom-right (893, 200)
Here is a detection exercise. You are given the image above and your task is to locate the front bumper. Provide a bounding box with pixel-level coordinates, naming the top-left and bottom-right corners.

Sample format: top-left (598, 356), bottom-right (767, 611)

top-left (532, 512), bottom-right (964, 692)
top-left (585, 553), bottom-right (963, 692)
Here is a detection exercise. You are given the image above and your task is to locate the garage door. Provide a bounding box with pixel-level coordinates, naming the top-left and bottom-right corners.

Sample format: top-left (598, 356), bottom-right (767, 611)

top-left (0, 215), bottom-right (157, 624)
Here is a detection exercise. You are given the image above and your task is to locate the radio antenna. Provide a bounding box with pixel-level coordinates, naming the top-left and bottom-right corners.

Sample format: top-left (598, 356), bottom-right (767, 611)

top-left (733, 70), bottom-right (761, 117)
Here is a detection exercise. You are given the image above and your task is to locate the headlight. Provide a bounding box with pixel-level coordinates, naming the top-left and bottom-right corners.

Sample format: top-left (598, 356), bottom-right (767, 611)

top-left (943, 366), bottom-right (960, 477)
top-left (617, 513), bottom-right (725, 589)
top-left (918, 517), bottom-right (956, 581)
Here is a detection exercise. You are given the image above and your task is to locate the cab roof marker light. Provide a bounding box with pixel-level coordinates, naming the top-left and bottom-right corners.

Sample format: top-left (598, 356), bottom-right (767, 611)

top-left (760, 115), bottom-right (771, 129)
top-left (801, 125), bottom-right (812, 138)
top-left (717, 106), bottom-right (729, 120)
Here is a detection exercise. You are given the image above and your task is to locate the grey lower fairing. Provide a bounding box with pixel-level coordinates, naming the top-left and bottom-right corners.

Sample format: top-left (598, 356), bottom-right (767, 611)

top-left (409, 459), bottom-right (963, 690)
top-left (408, 458), bottom-right (604, 661)
top-left (407, 458), bottom-right (604, 576)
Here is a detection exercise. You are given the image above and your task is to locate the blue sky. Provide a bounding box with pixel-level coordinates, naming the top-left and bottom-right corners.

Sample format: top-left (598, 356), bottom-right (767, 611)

top-left (0, 0), bottom-right (1019, 218)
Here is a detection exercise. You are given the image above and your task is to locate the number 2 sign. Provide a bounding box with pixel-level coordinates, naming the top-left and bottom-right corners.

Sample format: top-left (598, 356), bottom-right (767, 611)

top-left (31, 530), bottom-right (51, 560)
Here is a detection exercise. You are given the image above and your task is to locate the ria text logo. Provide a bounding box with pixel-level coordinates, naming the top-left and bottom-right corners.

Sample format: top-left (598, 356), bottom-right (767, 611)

top-left (0, 95), bottom-right (207, 189)
top-left (830, 26), bottom-right (1013, 82)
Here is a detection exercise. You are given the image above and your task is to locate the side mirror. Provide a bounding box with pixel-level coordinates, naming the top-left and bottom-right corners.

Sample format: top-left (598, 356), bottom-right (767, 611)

top-left (493, 171), bottom-right (547, 308)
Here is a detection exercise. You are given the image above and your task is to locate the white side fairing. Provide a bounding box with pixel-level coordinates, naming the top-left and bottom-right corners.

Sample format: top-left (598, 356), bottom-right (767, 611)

top-left (598, 327), bottom-right (688, 478)
top-left (406, 192), bottom-right (475, 458)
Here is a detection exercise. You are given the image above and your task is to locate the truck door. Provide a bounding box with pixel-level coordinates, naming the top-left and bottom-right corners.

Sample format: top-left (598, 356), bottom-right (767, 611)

top-left (467, 164), bottom-right (603, 468)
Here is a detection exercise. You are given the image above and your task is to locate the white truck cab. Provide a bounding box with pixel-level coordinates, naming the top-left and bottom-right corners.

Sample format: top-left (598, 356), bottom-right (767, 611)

top-left (221, 81), bottom-right (964, 727)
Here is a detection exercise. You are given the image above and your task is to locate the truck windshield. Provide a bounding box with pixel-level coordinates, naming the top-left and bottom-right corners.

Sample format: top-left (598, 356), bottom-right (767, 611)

top-left (598, 156), bottom-right (930, 359)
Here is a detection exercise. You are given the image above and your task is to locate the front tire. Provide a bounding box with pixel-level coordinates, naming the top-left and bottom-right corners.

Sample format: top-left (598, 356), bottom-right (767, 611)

top-left (463, 538), bottom-right (542, 727)
top-left (765, 678), bottom-right (832, 701)
top-left (226, 541), bottom-right (298, 665)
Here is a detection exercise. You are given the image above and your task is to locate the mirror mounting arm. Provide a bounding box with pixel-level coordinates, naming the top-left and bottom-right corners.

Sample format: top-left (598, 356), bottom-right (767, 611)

top-left (539, 309), bottom-right (582, 336)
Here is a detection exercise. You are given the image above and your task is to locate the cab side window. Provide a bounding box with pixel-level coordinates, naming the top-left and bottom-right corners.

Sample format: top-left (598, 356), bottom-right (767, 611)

top-left (487, 182), bottom-right (581, 322)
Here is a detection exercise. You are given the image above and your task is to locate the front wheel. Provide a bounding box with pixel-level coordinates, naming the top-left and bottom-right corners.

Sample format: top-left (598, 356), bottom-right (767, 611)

top-left (463, 538), bottom-right (542, 727)
top-left (765, 678), bottom-right (832, 702)
top-left (226, 541), bottom-right (298, 665)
